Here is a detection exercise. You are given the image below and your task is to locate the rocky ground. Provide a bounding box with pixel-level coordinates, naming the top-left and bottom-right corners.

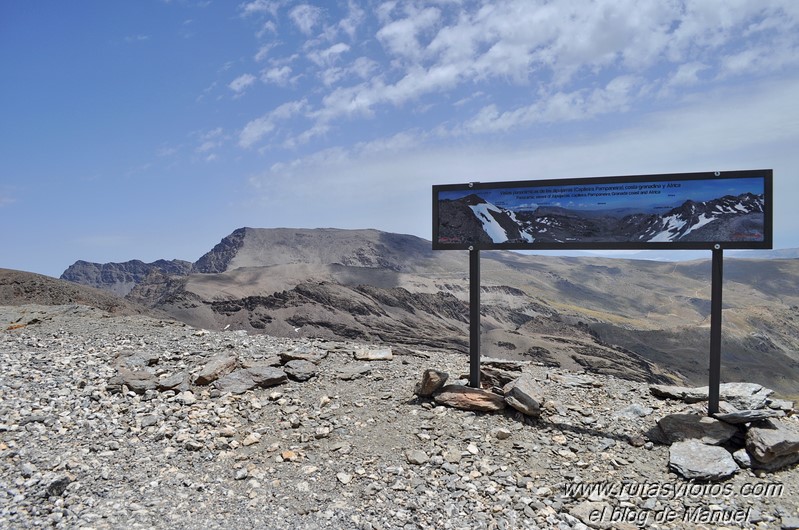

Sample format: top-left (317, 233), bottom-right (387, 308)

top-left (1, 304), bottom-right (798, 529)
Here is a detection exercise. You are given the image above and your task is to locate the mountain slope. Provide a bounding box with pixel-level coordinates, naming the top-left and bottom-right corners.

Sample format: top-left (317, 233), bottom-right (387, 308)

top-left (59, 227), bottom-right (799, 395)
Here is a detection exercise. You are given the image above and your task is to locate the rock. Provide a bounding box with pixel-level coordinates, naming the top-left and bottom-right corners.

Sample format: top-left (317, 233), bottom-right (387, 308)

top-left (656, 413), bottom-right (739, 445)
top-left (669, 440), bottom-right (738, 481)
top-left (474, 366), bottom-right (518, 388)
top-left (280, 346), bottom-right (327, 364)
top-left (337, 365), bottom-right (372, 381)
top-left (213, 369), bottom-right (259, 394)
top-left (109, 367), bottom-right (157, 394)
top-left (118, 351), bottom-right (160, 369)
top-left (492, 427), bottom-right (511, 440)
top-left (434, 385), bottom-right (506, 412)
top-left (613, 403), bottom-right (653, 419)
top-left (550, 373), bottom-right (600, 387)
top-left (415, 369), bottom-right (449, 397)
top-left (157, 371), bottom-right (189, 392)
top-left (482, 357), bottom-right (529, 371)
top-left (746, 419), bottom-right (799, 468)
top-left (781, 516), bottom-right (799, 529)
top-left (503, 374), bottom-right (544, 417)
top-left (194, 354), bottom-right (237, 385)
top-left (45, 475), bottom-right (72, 497)
top-left (713, 408), bottom-right (783, 424)
top-left (283, 359), bottom-right (317, 381)
top-left (175, 390), bottom-right (197, 405)
top-left (336, 472), bottom-right (353, 484)
top-left (242, 432), bottom-right (261, 446)
top-left (733, 448), bottom-right (752, 468)
top-left (570, 500), bottom-right (611, 528)
top-left (768, 398), bottom-right (795, 411)
top-left (405, 449), bottom-right (429, 465)
top-left (354, 347), bottom-right (393, 361)
top-left (246, 365), bottom-right (288, 387)
top-left (650, 382), bottom-right (773, 409)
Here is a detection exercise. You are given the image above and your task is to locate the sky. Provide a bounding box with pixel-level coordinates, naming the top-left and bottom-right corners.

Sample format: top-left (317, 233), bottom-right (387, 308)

top-left (1, 0), bottom-right (798, 277)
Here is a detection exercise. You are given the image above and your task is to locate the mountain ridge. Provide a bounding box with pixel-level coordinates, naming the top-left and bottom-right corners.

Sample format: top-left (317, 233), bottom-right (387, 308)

top-left (53, 226), bottom-right (799, 396)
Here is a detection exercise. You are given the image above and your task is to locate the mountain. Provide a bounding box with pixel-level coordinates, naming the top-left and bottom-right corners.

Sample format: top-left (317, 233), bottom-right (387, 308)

top-left (60, 259), bottom-right (192, 296)
top-left (0, 268), bottom-right (158, 316)
top-left (58, 227), bottom-right (799, 397)
top-left (441, 192), bottom-right (765, 244)
top-left (625, 193), bottom-right (765, 243)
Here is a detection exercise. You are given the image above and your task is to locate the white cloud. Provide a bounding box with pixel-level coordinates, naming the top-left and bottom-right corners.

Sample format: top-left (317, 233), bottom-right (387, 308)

top-left (228, 73), bottom-right (257, 93)
top-left (261, 65), bottom-right (293, 85)
top-left (289, 4), bottom-right (323, 35)
top-left (308, 42), bottom-right (350, 66)
top-left (240, 0), bottom-right (281, 17)
top-left (238, 100), bottom-right (308, 148)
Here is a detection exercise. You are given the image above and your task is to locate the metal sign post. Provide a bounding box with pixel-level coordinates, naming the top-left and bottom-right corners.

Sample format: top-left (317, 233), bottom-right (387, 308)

top-left (708, 246), bottom-right (724, 414)
top-left (469, 246), bottom-right (481, 388)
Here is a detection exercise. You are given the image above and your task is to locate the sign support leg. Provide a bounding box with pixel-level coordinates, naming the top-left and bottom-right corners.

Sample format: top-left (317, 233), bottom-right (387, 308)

top-left (708, 247), bottom-right (723, 415)
top-left (469, 247), bottom-right (481, 388)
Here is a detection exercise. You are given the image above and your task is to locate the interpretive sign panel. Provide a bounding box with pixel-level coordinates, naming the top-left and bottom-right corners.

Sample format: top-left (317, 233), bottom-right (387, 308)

top-left (433, 170), bottom-right (772, 251)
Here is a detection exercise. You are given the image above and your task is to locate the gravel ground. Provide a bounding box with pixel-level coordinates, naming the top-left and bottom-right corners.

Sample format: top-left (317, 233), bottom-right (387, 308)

top-left (1, 304), bottom-right (797, 529)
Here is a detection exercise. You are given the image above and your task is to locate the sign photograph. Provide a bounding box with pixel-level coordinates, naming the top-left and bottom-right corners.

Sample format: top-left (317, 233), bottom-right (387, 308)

top-left (433, 170), bottom-right (772, 251)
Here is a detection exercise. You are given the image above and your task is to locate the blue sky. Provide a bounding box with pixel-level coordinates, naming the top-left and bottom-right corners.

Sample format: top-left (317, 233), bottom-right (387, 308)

top-left (2, 1), bottom-right (798, 277)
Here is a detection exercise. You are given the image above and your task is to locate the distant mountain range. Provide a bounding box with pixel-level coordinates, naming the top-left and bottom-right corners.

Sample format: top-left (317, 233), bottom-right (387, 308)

top-left (29, 226), bottom-right (799, 397)
top-left (439, 192), bottom-right (765, 244)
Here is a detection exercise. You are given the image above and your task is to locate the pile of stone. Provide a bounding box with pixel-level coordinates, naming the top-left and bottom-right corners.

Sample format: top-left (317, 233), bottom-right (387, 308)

top-left (415, 358), bottom-right (547, 418)
top-left (649, 383), bottom-right (798, 480)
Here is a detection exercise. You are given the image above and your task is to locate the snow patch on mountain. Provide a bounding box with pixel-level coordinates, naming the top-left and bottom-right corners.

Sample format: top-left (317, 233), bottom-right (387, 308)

top-left (469, 203), bottom-right (510, 243)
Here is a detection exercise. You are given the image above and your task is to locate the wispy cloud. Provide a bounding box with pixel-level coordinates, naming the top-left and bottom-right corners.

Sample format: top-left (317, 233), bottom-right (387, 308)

top-left (229, 73), bottom-right (257, 93)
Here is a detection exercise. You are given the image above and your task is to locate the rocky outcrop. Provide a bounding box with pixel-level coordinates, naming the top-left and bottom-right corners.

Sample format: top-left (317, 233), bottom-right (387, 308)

top-left (60, 259), bottom-right (192, 296)
top-left (192, 227), bottom-right (248, 273)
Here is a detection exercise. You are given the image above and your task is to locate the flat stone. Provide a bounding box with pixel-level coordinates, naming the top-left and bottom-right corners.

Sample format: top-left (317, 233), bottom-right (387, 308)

top-left (337, 365), bottom-right (372, 381)
top-left (354, 347), bottom-right (393, 361)
top-left (656, 413), bottom-right (739, 445)
top-left (110, 367), bottom-right (157, 394)
top-left (194, 354), bottom-right (237, 385)
top-left (482, 357), bottom-right (529, 371)
top-left (650, 382), bottom-right (773, 409)
top-left (669, 440), bottom-right (738, 481)
top-left (284, 359), bottom-right (317, 382)
top-left (767, 398), bottom-right (795, 412)
top-left (415, 369), bottom-right (449, 397)
top-left (246, 365), bottom-right (287, 387)
top-left (434, 385), bottom-right (506, 412)
top-left (746, 419), bottom-right (799, 466)
top-left (405, 449), bottom-right (429, 465)
top-left (157, 372), bottom-right (189, 392)
top-left (714, 408), bottom-right (783, 424)
top-left (117, 351), bottom-right (160, 369)
top-left (550, 373), bottom-right (601, 387)
top-left (280, 346), bottom-right (327, 364)
top-left (503, 374), bottom-right (544, 417)
top-left (213, 369), bottom-right (258, 394)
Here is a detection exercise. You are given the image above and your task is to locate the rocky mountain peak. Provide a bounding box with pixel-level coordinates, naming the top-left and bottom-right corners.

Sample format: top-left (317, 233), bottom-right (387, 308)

top-left (191, 227), bottom-right (436, 274)
top-left (60, 259), bottom-right (192, 296)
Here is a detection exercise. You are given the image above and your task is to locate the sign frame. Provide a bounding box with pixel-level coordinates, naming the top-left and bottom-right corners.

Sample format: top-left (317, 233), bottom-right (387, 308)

top-left (433, 169), bottom-right (773, 252)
